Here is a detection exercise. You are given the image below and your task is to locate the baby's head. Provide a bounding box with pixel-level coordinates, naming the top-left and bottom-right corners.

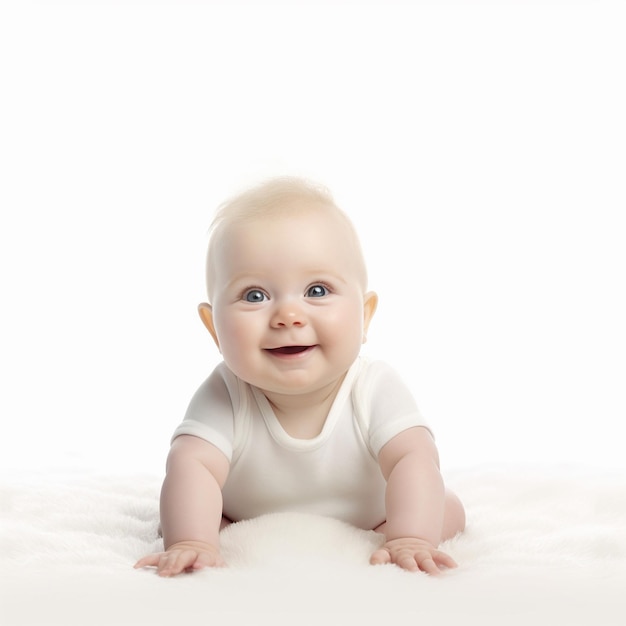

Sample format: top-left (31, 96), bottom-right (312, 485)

top-left (204, 177), bottom-right (368, 303)
top-left (198, 176), bottom-right (378, 397)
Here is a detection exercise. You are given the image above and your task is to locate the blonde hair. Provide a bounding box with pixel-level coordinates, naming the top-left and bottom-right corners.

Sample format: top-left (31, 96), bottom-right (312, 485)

top-left (205, 176), bottom-right (368, 300)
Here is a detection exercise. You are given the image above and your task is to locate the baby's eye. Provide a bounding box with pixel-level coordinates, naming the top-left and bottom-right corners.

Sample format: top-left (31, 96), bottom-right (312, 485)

top-left (306, 284), bottom-right (329, 298)
top-left (243, 289), bottom-right (267, 303)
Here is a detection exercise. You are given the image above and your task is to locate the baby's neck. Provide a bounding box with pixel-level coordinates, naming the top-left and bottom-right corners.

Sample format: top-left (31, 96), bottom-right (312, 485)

top-left (263, 375), bottom-right (346, 440)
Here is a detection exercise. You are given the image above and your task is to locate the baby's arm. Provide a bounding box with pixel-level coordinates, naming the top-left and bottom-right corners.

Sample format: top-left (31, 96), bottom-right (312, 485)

top-left (134, 434), bottom-right (230, 577)
top-left (370, 426), bottom-right (458, 575)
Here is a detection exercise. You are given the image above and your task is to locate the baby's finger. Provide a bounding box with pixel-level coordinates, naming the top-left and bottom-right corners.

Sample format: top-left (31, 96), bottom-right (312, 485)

top-left (133, 553), bottom-right (162, 569)
top-left (396, 553), bottom-right (420, 572)
top-left (433, 550), bottom-right (458, 570)
top-left (157, 550), bottom-right (195, 577)
top-left (369, 548), bottom-right (392, 566)
top-left (414, 555), bottom-right (441, 575)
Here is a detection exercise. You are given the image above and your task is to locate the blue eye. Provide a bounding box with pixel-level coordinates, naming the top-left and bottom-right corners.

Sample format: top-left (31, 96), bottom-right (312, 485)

top-left (306, 284), bottom-right (329, 298)
top-left (244, 289), bottom-right (267, 303)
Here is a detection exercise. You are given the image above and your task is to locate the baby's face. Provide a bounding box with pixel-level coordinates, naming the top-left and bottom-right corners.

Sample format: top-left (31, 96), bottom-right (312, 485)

top-left (207, 204), bottom-right (376, 400)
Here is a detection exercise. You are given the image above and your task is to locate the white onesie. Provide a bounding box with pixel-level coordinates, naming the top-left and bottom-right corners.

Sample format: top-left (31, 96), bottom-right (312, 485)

top-left (171, 356), bottom-right (430, 530)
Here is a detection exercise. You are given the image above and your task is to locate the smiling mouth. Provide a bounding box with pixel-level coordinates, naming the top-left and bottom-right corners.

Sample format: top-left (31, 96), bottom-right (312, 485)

top-left (266, 345), bottom-right (314, 355)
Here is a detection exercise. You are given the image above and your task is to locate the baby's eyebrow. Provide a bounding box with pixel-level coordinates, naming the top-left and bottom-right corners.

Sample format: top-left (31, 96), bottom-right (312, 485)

top-left (223, 272), bottom-right (267, 286)
top-left (310, 276), bottom-right (349, 288)
top-left (223, 281), bottom-right (265, 298)
top-left (305, 269), bottom-right (348, 282)
top-left (218, 267), bottom-right (353, 297)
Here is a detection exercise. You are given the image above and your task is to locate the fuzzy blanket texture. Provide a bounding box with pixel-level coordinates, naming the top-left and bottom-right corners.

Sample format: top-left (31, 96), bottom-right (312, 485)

top-left (2, 465), bottom-right (625, 626)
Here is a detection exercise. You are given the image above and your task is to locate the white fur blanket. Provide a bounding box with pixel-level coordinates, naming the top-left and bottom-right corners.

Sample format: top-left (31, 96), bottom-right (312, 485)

top-left (2, 466), bottom-right (625, 626)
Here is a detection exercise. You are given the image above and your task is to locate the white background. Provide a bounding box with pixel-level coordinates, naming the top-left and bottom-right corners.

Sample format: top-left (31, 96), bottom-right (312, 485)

top-left (1, 1), bottom-right (624, 476)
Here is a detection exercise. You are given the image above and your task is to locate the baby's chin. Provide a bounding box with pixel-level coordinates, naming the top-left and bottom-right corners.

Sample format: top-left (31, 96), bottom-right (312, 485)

top-left (256, 373), bottom-right (351, 402)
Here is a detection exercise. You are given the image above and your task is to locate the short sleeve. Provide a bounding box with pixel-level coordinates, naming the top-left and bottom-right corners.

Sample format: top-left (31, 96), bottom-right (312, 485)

top-left (170, 363), bottom-right (236, 461)
top-left (353, 359), bottom-right (432, 457)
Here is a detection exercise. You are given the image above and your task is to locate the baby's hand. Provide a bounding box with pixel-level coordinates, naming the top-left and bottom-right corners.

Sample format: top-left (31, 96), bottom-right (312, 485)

top-left (134, 540), bottom-right (225, 577)
top-left (370, 537), bottom-right (457, 575)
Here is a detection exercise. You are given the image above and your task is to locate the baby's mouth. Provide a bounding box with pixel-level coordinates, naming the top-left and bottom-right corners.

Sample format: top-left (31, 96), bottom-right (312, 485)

top-left (266, 345), bottom-right (313, 355)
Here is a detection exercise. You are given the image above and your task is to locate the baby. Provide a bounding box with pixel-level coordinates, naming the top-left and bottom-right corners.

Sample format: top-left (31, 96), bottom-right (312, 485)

top-left (135, 177), bottom-right (465, 576)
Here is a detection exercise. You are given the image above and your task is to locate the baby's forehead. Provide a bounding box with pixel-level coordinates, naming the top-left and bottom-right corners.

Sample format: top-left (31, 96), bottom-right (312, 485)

top-left (206, 191), bottom-right (368, 298)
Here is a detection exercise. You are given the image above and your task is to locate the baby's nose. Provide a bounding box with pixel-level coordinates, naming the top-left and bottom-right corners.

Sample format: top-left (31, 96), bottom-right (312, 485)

top-left (270, 301), bottom-right (307, 328)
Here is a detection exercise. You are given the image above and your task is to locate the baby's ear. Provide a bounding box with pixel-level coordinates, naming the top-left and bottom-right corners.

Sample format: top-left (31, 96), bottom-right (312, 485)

top-left (362, 291), bottom-right (378, 343)
top-left (198, 303), bottom-right (220, 350)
